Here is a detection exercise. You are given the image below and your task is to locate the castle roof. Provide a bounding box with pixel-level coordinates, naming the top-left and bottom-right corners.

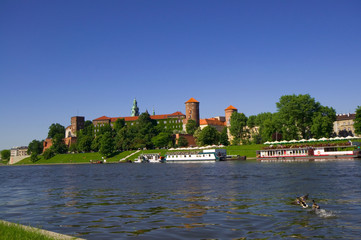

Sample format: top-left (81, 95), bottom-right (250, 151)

top-left (336, 113), bottom-right (355, 121)
top-left (185, 97), bottom-right (199, 103)
top-left (225, 105), bottom-right (237, 111)
top-left (93, 112), bottom-right (185, 123)
top-left (93, 116), bottom-right (111, 121)
top-left (200, 118), bottom-right (226, 126)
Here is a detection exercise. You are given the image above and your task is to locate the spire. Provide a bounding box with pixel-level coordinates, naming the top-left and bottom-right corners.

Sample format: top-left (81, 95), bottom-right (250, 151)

top-left (131, 98), bottom-right (139, 117)
top-left (152, 107), bottom-right (155, 116)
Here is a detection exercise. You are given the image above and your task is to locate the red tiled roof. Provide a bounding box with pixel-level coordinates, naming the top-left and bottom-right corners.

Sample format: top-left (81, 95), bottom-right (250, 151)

top-left (200, 118), bottom-right (226, 126)
top-left (95, 112), bottom-right (186, 123)
top-left (225, 105), bottom-right (237, 111)
top-left (93, 116), bottom-right (111, 121)
top-left (185, 97), bottom-right (199, 103)
top-left (169, 111), bottom-right (185, 116)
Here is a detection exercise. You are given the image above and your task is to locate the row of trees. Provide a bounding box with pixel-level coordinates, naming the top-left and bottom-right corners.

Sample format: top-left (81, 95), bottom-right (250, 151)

top-left (228, 94), bottom-right (361, 144)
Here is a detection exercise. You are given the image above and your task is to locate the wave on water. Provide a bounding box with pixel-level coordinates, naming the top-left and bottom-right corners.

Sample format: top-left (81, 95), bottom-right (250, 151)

top-left (314, 209), bottom-right (336, 218)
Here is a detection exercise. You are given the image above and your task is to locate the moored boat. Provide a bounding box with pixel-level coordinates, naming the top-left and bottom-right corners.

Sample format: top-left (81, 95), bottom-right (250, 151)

top-left (165, 149), bottom-right (227, 163)
top-left (257, 144), bottom-right (361, 161)
top-left (134, 153), bottom-right (165, 163)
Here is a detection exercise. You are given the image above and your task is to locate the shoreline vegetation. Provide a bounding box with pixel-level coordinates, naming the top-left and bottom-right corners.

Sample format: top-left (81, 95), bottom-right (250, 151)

top-left (0, 220), bottom-right (83, 240)
top-left (15, 145), bottom-right (263, 165)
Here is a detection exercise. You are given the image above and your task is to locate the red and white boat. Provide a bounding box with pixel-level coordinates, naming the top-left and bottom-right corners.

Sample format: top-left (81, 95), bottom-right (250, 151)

top-left (257, 145), bottom-right (361, 161)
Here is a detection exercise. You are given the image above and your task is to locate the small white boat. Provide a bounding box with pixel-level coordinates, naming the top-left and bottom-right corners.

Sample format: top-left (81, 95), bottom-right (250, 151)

top-left (134, 153), bottom-right (165, 163)
top-left (165, 149), bottom-right (226, 163)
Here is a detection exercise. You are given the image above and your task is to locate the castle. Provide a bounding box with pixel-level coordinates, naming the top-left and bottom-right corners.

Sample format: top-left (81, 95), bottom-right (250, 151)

top-left (43, 98), bottom-right (360, 152)
top-left (92, 98), bottom-right (238, 136)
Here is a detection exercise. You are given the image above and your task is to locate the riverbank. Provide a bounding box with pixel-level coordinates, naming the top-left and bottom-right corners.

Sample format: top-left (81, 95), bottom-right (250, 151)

top-left (0, 220), bottom-right (83, 240)
top-left (14, 145), bottom-right (262, 165)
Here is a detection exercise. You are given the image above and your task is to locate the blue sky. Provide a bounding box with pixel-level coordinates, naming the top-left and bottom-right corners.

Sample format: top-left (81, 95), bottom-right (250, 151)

top-left (1, 0), bottom-right (360, 150)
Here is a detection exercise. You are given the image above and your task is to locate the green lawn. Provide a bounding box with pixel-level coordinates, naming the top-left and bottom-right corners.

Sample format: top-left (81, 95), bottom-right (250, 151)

top-left (0, 221), bottom-right (56, 240)
top-left (224, 144), bottom-right (263, 159)
top-left (15, 145), bottom-right (264, 165)
top-left (16, 150), bottom-right (137, 165)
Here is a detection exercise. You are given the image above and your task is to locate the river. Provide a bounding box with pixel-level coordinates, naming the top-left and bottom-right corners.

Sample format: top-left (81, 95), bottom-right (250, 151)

top-left (1, 160), bottom-right (361, 239)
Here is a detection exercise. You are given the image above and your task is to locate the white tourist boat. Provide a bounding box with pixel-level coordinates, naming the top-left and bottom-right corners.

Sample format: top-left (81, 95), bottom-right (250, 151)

top-left (134, 153), bottom-right (165, 163)
top-left (165, 149), bottom-right (227, 163)
top-left (257, 144), bottom-right (361, 161)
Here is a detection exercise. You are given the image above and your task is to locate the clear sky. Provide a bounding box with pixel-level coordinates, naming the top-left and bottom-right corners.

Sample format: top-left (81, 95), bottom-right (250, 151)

top-left (1, 0), bottom-right (360, 150)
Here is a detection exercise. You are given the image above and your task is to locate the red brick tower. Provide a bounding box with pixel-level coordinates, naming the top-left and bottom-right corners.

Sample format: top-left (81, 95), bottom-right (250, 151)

top-left (225, 105), bottom-right (238, 127)
top-left (185, 98), bottom-right (200, 126)
top-left (71, 116), bottom-right (85, 134)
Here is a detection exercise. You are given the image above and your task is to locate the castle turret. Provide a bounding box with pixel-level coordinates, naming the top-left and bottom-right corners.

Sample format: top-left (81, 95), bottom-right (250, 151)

top-left (131, 98), bottom-right (140, 117)
top-left (225, 105), bottom-right (238, 127)
top-left (185, 98), bottom-right (200, 126)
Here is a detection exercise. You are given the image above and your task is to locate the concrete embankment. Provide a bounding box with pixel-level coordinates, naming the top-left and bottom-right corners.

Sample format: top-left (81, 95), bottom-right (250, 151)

top-left (0, 220), bottom-right (85, 240)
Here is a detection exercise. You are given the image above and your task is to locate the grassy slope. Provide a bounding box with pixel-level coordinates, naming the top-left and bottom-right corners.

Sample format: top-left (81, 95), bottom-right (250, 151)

top-left (0, 221), bottom-right (56, 240)
top-left (225, 144), bottom-right (263, 159)
top-left (16, 151), bottom-right (136, 165)
top-left (16, 145), bottom-right (264, 164)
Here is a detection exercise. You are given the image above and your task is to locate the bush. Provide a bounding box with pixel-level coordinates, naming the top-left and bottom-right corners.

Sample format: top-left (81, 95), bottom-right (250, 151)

top-left (30, 153), bottom-right (39, 163)
top-left (1, 149), bottom-right (10, 161)
top-left (43, 148), bottom-right (55, 160)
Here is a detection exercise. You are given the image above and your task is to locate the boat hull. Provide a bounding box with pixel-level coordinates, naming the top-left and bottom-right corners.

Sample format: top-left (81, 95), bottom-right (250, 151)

top-left (257, 153), bottom-right (361, 161)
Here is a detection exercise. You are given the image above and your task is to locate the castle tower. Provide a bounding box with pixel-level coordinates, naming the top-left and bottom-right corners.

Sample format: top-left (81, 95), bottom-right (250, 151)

top-left (131, 98), bottom-right (140, 117)
top-left (185, 97), bottom-right (200, 126)
top-left (71, 116), bottom-right (85, 135)
top-left (225, 105), bottom-right (238, 141)
top-left (225, 105), bottom-right (238, 127)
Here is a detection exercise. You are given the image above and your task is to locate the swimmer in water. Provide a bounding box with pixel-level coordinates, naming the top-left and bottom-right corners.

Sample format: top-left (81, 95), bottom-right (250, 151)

top-left (312, 200), bottom-right (320, 210)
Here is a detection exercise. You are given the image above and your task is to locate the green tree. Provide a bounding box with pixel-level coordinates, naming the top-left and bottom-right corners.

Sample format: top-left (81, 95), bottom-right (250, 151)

top-left (258, 113), bottom-right (283, 142)
top-left (177, 136), bottom-right (188, 147)
top-left (115, 127), bottom-right (133, 151)
top-left (311, 106), bottom-right (336, 138)
top-left (68, 143), bottom-right (77, 153)
top-left (247, 115), bottom-right (257, 129)
top-left (1, 149), bottom-right (10, 161)
top-left (30, 152), bottom-right (39, 163)
top-left (99, 132), bottom-right (115, 157)
top-left (134, 112), bottom-right (159, 149)
top-left (114, 118), bottom-right (126, 132)
top-left (48, 123), bottom-right (65, 138)
top-left (91, 136), bottom-right (101, 152)
top-left (80, 121), bottom-right (94, 137)
top-left (78, 135), bottom-right (93, 152)
top-left (186, 120), bottom-right (198, 135)
top-left (47, 123), bottom-right (67, 154)
top-left (43, 148), bottom-right (55, 160)
top-left (229, 112), bottom-right (247, 145)
top-left (276, 94), bottom-right (320, 139)
top-left (151, 132), bottom-right (172, 148)
top-left (197, 126), bottom-right (219, 146)
top-left (219, 127), bottom-right (229, 146)
top-left (52, 133), bottom-right (68, 154)
top-left (354, 106), bottom-right (361, 135)
top-left (27, 139), bottom-right (43, 155)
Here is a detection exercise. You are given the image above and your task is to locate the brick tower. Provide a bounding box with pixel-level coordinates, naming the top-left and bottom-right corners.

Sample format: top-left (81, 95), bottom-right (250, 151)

top-left (225, 105), bottom-right (238, 127)
top-left (71, 116), bottom-right (85, 134)
top-left (225, 105), bottom-right (237, 141)
top-left (185, 97), bottom-right (200, 126)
